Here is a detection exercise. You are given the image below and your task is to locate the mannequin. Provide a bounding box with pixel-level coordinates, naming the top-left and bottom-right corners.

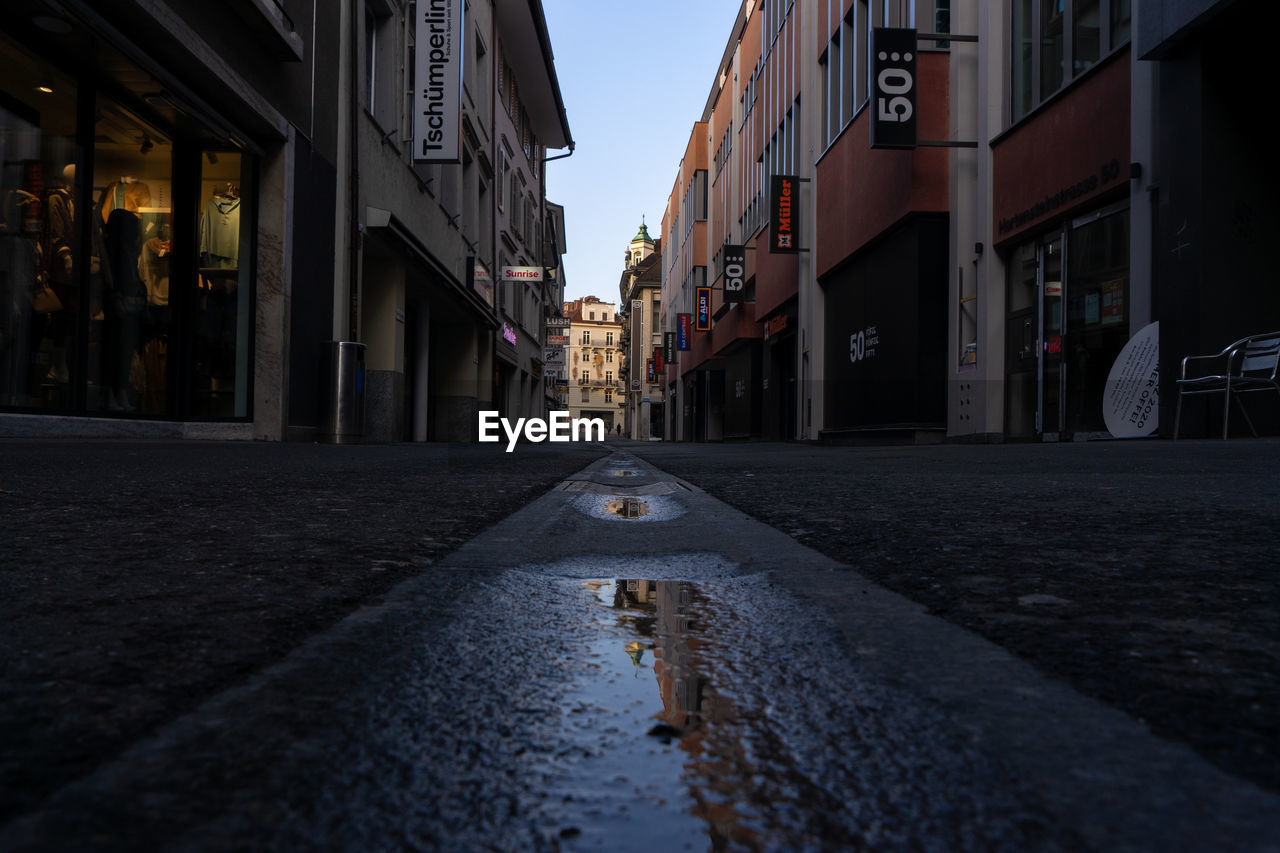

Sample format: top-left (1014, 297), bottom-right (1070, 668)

top-left (40, 164), bottom-right (76, 385)
top-left (100, 180), bottom-right (151, 411)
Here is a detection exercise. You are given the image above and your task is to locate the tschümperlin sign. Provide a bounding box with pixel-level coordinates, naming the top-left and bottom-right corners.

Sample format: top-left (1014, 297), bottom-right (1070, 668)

top-left (414, 0), bottom-right (463, 162)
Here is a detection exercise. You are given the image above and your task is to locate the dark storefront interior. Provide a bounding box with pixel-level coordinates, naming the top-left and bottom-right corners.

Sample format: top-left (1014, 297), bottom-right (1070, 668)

top-left (1, 28), bottom-right (253, 421)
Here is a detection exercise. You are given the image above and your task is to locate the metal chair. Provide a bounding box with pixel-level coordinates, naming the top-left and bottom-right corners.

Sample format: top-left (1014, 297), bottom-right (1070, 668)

top-left (1174, 332), bottom-right (1280, 439)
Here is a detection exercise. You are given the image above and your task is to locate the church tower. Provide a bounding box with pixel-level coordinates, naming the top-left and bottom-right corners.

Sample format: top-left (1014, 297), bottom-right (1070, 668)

top-left (625, 217), bottom-right (655, 269)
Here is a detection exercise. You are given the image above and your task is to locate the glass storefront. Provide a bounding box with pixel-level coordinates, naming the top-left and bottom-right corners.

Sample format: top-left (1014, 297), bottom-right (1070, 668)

top-left (0, 30), bottom-right (252, 420)
top-left (1004, 205), bottom-right (1129, 439)
top-left (0, 40), bottom-right (79, 410)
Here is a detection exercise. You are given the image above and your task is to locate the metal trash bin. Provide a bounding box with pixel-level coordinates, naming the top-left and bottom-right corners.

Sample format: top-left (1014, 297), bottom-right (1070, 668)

top-left (321, 341), bottom-right (366, 444)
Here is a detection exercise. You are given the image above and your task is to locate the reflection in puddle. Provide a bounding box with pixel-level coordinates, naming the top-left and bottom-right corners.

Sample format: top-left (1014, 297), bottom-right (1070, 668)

top-left (607, 469), bottom-right (638, 477)
top-left (555, 578), bottom-right (761, 850)
top-left (572, 494), bottom-right (684, 522)
top-left (523, 565), bottom-right (1035, 850)
top-left (606, 498), bottom-right (649, 518)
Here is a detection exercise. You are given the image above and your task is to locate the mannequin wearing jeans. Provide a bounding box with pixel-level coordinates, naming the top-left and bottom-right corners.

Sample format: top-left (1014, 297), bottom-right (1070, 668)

top-left (101, 181), bottom-right (150, 411)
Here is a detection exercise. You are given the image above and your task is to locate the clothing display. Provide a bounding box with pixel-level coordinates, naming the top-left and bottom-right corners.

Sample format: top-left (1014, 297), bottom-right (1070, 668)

top-left (104, 208), bottom-right (145, 304)
top-left (42, 186), bottom-right (74, 289)
top-left (141, 234), bottom-right (170, 307)
top-left (199, 194), bottom-right (240, 269)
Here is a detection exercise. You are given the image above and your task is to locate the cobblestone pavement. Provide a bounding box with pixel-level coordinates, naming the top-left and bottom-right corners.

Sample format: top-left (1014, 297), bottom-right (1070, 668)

top-left (630, 438), bottom-right (1280, 795)
top-left (0, 439), bottom-right (607, 822)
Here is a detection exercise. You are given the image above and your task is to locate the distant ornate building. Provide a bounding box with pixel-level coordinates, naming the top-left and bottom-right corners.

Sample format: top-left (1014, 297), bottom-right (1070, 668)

top-left (563, 296), bottom-right (623, 431)
top-left (618, 222), bottom-right (663, 439)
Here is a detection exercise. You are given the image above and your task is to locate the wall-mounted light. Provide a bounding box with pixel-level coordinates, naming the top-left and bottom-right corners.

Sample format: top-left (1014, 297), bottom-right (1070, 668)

top-left (35, 84), bottom-right (54, 94)
top-left (140, 134), bottom-right (154, 155)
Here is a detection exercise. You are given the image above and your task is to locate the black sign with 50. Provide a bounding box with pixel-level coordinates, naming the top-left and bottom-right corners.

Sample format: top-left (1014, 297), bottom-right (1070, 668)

top-left (722, 244), bottom-right (746, 304)
top-left (870, 28), bottom-right (917, 150)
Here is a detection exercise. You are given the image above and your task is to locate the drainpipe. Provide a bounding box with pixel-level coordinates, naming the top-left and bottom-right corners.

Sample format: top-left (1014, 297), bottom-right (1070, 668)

top-left (347, 0), bottom-right (361, 341)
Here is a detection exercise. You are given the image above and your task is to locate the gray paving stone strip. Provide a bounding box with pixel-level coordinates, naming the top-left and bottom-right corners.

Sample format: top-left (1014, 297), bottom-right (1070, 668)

top-left (4, 449), bottom-right (1277, 850)
top-left (443, 451), bottom-right (1280, 850)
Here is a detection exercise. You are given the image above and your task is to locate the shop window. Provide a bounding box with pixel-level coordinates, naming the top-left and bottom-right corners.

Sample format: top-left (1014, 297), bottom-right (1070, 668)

top-left (1011, 0), bottom-right (1130, 123)
top-left (1110, 0), bottom-right (1131, 49)
top-left (365, 7), bottom-right (396, 131)
top-left (0, 39), bottom-right (80, 410)
top-left (91, 99), bottom-right (174, 415)
top-left (196, 150), bottom-right (252, 418)
top-left (1074, 0), bottom-right (1101, 73)
top-left (1012, 0), bottom-right (1035, 120)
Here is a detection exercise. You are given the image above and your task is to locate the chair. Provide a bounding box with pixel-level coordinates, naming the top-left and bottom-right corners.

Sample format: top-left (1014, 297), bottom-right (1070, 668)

top-left (1174, 332), bottom-right (1280, 439)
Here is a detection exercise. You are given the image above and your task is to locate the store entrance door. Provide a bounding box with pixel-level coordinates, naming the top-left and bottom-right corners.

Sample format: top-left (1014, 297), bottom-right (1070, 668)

top-left (1005, 206), bottom-right (1130, 441)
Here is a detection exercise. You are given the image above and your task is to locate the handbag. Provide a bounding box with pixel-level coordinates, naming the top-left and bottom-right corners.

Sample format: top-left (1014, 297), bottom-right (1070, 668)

top-left (29, 284), bottom-right (63, 314)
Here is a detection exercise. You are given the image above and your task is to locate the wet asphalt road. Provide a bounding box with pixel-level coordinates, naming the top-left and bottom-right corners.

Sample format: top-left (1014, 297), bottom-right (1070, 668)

top-left (3, 450), bottom-right (1279, 850)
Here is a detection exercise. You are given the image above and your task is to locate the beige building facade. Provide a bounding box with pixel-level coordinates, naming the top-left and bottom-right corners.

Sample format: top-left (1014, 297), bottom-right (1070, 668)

top-left (563, 296), bottom-right (623, 431)
top-left (618, 223), bottom-right (663, 439)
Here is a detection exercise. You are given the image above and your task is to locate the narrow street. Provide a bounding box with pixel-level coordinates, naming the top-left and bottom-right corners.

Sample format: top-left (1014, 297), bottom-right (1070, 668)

top-left (4, 447), bottom-right (1276, 850)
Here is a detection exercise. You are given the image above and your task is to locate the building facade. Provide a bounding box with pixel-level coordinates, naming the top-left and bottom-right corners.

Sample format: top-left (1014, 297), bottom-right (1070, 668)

top-left (618, 222), bottom-right (663, 440)
top-left (563, 296), bottom-right (623, 431)
top-left (0, 0), bottom-right (573, 442)
top-left (657, 0), bottom-right (1275, 444)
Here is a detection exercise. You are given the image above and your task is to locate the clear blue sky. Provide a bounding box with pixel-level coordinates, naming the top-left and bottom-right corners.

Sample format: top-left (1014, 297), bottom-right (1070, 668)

top-left (542, 0), bottom-right (742, 304)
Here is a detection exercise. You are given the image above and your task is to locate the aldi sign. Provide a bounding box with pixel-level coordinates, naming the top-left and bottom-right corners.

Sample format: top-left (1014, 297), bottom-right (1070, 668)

top-left (870, 28), bottom-right (917, 150)
top-left (695, 288), bottom-right (711, 332)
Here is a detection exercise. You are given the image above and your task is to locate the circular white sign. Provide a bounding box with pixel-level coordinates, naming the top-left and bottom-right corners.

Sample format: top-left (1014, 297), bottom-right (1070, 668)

top-left (1103, 321), bottom-right (1159, 438)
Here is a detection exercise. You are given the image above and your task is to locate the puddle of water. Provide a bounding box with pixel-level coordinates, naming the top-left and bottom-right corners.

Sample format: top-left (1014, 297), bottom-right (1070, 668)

top-left (529, 572), bottom-right (1036, 851)
top-left (572, 494), bottom-right (685, 522)
top-left (607, 469), bottom-right (638, 477)
top-left (539, 579), bottom-right (723, 851)
top-left (606, 497), bottom-right (649, 518)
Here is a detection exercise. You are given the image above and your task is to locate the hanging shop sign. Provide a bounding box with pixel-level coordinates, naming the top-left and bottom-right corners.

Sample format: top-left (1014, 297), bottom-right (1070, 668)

top-left (502, 265), bottom-right (543, 282)
top-left (543, 346), bottom-right (565, 368)
top-left (547, 317), bottom-right (571, 328)
top-left (677, 314), bottom-right (692, 350)
top-left (413, 0), bottom-right (464, 162)
top-left (870, 28), bottom-right (917, 150)
top-left (468, 258), bottom-right (493, 305)
top-left (663, 332), bottom-right (676, 364)
top-left (1103, 322), bottom-right (1159, 438)
top-left (502, 322), bottom-right (517, 346)
top-left (768, 176), bottom-right (799, 253)
top-left (547, 334), bottom-right (569, 345)
top-left (647, 359), bottom-right (656, 382)
top-left (653, 347), bottom-right (663, 374)
top-left (722, 244), bottom-right (746, 303)
top-left (694, 288), bottom-right (712, 331)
